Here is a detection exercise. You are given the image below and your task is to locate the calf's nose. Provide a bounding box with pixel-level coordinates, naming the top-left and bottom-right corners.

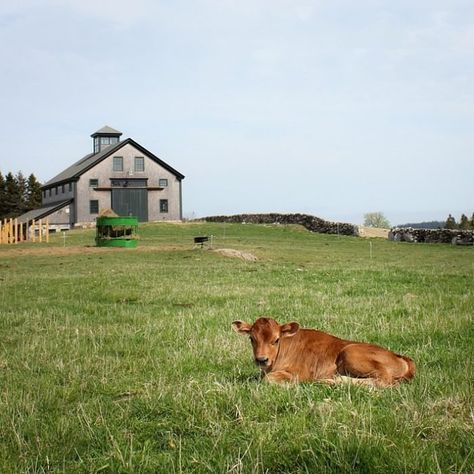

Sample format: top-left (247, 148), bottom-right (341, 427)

top-left (255, 356), bottom-right (269, 365)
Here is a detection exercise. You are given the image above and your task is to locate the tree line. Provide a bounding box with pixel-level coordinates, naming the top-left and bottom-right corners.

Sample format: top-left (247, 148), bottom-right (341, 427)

top-left (444, 213), bottom-right (474, 230)
top-left (365, 211), bottom-right (474, 230)
top-left (0, 171), bottom-right (42, 220)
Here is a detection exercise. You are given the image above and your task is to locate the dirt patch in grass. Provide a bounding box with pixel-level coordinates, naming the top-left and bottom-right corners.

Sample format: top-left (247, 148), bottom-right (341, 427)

top-left (0, 246), bottom-right (108, 257)
top-left (0, 245), bottom-right (185, 258)
top-left (212, 248), bottom-right (258, 261)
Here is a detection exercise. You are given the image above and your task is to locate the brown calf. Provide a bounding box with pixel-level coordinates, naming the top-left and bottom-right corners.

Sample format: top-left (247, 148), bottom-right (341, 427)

top-left (232, 317), bottom-right (415, 387)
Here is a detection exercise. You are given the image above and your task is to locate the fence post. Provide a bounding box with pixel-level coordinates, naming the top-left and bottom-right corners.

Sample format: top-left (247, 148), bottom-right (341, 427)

top-left (39, 219), bottom-right (43, 243)
top-left (46, 219), bottom-right (49, 243)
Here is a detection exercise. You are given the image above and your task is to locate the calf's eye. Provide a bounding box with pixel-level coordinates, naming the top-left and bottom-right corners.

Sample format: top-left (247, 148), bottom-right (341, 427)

top-left (273, 338), bottom-right (280, 345)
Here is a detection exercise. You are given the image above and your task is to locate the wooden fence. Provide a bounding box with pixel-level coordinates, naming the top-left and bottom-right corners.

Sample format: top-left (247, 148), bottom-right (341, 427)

top-left (0, 218), bottom-right (49, 244)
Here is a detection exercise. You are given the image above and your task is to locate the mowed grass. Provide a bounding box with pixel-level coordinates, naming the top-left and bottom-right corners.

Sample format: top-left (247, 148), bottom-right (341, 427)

top-left (0, 222), bottom-right (473, 473)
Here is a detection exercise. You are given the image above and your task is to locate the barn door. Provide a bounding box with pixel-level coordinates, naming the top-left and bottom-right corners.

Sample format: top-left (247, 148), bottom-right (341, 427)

top-left (111, 189), bottom-right (148, 222)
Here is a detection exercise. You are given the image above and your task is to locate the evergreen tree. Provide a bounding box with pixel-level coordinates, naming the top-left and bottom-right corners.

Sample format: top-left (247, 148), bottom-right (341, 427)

top-left (16, 171), bottom-right (28, 214)
top-left (26, 173), bottom-right (42, 211)
top-left (3, 172), bottom-right (21, 218)
top-left (445, 214), bottom-right (457, 229)
top-left (0, 171), bottom-right (6, 219)
top-left (0, 170), bottom-right (43, 218)
top-left (470, 213), bottom-right (474, 230)
top-left (459, 214), bottom-right (470, 230)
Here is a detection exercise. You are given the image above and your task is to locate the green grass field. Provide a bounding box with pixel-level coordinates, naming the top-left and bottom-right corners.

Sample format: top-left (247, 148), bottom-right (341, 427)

top-left (0, 222), bottom-right (473, 473)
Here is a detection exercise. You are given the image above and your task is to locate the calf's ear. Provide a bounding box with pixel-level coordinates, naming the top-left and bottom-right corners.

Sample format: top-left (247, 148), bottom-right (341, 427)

top-left (280, 322), bottom-right (300, 337)
top-left (232, 320), bottom-right (252, 334)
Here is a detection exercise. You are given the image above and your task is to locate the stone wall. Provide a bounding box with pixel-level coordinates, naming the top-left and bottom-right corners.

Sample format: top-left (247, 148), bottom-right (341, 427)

top-left (202, 213), bottom-right (358, 236)
top-left (389, 227), bottom-right (474, 245)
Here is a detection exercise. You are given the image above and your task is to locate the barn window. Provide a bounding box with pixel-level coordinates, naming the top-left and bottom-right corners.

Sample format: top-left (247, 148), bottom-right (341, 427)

top-left (89, 179), bottom-right (99, 188)
top-left (69, 182), bottom-right (72, 192)
top-left (48, 189), bottom-right (51, 197)
top-left (134, 157), bottom-right (145, 172)
top-left (61, 184), bottom-right (65, 193)
top-left (113, 156), bottom-right (123, 172)
top-left (159, 178), bottom-right (168, 187)
top-left (160, 199), bottom-right (169, 213)
top-left (90, 200), bottom-right (99, 214)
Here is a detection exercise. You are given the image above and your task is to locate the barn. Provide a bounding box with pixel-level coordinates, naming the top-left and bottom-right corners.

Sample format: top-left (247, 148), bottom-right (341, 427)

top-left (19, 126), bottom-right (184, 228)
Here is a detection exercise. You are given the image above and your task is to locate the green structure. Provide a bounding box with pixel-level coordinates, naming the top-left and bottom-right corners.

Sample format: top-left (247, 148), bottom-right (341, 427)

top-left (96, 216), bottom-right (138, 248)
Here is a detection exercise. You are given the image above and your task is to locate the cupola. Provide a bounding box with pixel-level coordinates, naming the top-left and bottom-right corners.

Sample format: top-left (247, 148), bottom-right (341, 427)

top-left (91, 125), bottom-right (122, 154)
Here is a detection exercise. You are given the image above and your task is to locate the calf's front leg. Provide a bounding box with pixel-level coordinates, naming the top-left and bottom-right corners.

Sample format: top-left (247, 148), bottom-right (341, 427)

top-left (264, 370), bottom-right (297, 384)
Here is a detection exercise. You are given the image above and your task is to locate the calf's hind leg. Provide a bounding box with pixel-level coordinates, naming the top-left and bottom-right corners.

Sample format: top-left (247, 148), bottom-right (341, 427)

top-left (336, 344), bottom-right (399, 388)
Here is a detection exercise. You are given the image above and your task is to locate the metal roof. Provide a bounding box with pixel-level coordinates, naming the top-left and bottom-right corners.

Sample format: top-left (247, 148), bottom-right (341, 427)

top-left (17, 199), bottom-right (72, 224)
top-left (42, 140), bottom-right (121, 187)
top-left (91, 125), bottom-right (122, 137)
top-left (42, 138), bottom-right (185, 189)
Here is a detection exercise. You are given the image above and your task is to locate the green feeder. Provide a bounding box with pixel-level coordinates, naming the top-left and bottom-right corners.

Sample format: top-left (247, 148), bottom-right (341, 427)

top-left (96, 216), bottom-right (138, 248)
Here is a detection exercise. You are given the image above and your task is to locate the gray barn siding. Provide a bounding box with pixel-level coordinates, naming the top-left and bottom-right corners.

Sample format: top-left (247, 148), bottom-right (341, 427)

top-left (76, 143), bottom-right (181, 224)
top-left (34, 130), bottom-right (184, 228)
top-left (44, 203), bottom-right (73, 225)
top-left (42, 183), bottom-right (74, 207)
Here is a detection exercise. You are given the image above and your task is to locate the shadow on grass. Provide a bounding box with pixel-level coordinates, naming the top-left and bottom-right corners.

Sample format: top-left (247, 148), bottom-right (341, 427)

top-left (229, 372), bottom-right (262, 384)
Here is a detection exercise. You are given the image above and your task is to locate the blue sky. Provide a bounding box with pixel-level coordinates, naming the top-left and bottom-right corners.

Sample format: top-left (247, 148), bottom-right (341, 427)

top-left (1, 0), bottom-right (472, 225)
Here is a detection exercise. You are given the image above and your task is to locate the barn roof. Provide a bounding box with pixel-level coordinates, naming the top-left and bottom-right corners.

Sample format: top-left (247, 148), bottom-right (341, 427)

top-left (42, 138), bottom-right (184, 189)
top-left (17, 199), bottom-right (72, 224)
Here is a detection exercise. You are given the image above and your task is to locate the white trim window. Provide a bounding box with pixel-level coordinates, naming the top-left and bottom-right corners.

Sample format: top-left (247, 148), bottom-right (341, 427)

top-left (113, 156), bottom-right (123, 172)
top-left (134, 156), bottom-right (145, 172)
